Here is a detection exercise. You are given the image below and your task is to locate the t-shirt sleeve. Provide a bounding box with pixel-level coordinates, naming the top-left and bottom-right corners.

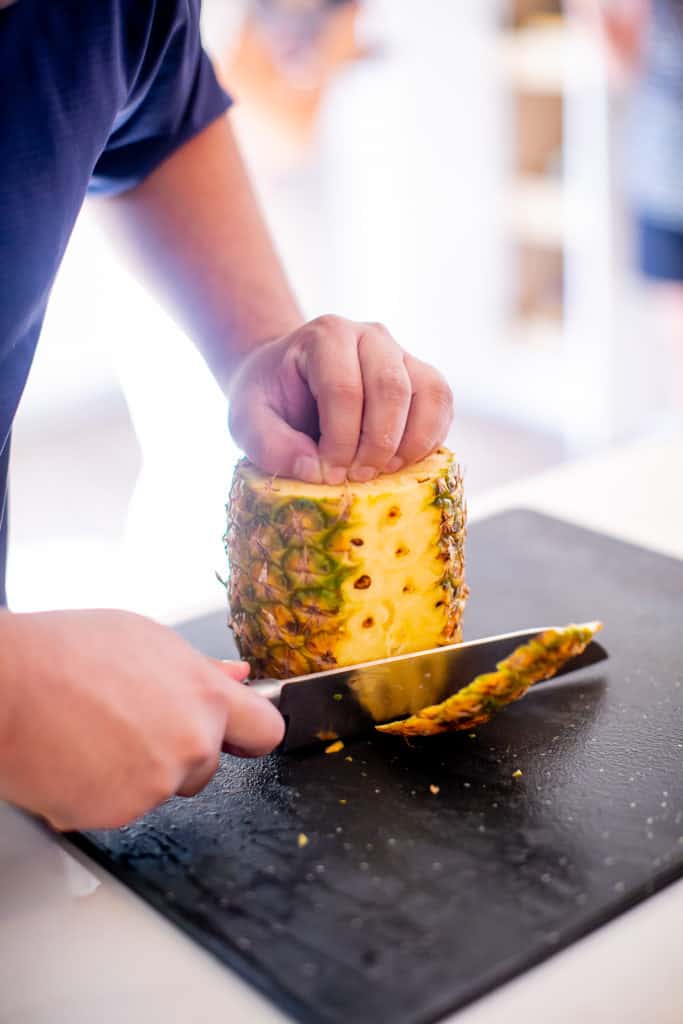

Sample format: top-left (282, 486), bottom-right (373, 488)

top-left (89, 0), bottom-right (231, 196)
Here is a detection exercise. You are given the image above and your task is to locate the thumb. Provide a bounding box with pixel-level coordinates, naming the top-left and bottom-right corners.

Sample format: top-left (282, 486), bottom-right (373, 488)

top-left (230, 399), bottom-right (322, 483)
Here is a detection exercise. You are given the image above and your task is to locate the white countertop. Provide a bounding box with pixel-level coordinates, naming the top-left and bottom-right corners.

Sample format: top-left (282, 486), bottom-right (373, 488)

top-left (2, 432), bottom-right (682, 1024)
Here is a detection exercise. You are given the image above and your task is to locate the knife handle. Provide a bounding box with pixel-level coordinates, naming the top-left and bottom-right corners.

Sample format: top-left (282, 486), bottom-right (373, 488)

top-left (248, 678), bottom-right (284, 706)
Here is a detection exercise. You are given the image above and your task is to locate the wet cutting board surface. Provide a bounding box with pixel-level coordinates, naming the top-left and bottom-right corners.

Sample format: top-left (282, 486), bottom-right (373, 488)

top-left (71, 511), bottom-right (683, 1024)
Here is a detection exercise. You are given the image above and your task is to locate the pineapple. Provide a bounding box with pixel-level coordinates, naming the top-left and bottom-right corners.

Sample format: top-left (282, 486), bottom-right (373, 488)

top-left (376, 621), bottom-right (602, 737)
top-left (225, 448), bottom-right (467, 679)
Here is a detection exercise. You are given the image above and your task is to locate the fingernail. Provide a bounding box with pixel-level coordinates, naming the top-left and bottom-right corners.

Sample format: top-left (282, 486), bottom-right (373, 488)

top-left (322, 464), bottom-right (347, 486)
top-left (386, 456), bottom-right (403, 473)
top-left (349, 464), bottom-right (377, 482)
top-left (293, 455), bottom-right (322, 483)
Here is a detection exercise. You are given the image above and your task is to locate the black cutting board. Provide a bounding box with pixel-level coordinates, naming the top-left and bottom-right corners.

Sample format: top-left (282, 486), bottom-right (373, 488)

top-left (70, 510), bottom-right (683, 1024)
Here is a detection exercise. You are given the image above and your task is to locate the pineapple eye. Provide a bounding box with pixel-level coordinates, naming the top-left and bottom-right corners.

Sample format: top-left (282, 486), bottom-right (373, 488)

top-left (395, 545), bottom-right (409, 557)
top-left (435, 599), bottom-right (445, 608)
top-left (283, 547), bottom-right (335, 586)
top-left (354, 574), bottom-right (372, 590)
top-left (387, 506), bottom-right (401, 520)
top-left (402, 583), bottom-right (415, 594)
top-left (350, 538), bottom-right (364, 546)
top-left (362, 616), bottom-right (374, 628)
top-left (275, 498), bottom-right (327, 536)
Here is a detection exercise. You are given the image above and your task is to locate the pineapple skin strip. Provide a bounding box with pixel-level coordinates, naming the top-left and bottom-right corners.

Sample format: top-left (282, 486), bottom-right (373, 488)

top-left (376, 622), bottom-right (603, 737)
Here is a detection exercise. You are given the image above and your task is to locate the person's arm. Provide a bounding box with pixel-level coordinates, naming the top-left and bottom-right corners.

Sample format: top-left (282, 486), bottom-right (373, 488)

top-left (97, 115), bottom-right (454, 485)
top-left (96, 113), bottom-right (301, 387)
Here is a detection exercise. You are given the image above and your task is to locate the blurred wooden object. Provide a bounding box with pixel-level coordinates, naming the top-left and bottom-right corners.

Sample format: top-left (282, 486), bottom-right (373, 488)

top-left (217, 1), bottom-right (367, 150)
top-left (503, 2), bottom-right (566, 344)
top-left (510, 0), bottom-right (562, 29)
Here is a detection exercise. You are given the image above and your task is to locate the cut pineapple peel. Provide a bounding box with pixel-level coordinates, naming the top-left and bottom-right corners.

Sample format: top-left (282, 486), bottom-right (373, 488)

top-left (376, 621), bottom-right (603, 737)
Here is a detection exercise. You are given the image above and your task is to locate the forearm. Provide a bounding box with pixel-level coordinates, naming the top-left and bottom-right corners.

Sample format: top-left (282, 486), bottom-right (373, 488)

top-left (95, 115), bottom-right (303, 391)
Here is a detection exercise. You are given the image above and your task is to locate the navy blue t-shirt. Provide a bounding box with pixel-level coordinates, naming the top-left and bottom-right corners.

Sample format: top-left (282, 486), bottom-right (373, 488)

top-left (0, 0), bottom-right (230, 606)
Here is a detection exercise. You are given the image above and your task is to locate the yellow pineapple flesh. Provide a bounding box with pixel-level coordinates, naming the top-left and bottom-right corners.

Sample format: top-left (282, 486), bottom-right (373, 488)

top-left (225, 448), bottom-right (467, 679)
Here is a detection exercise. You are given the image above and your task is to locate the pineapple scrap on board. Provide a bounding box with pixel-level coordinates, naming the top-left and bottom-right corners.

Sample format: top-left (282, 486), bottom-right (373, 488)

top-left (225, 448), bottom-right (467, 679)
top-left (376, 622), bottom-right (602, 737)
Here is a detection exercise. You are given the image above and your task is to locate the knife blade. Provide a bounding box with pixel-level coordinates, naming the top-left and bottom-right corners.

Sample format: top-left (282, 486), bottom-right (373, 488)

top-left (248, 628), bottom-right (608, 752)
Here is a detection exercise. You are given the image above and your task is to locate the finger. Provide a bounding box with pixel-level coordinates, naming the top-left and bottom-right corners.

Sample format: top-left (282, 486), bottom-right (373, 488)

top-left (177, 751), bottom-right (221, 798)
top-left (230, 390), bottom-right (322, 483)
top-left (44, 814), bottom-right (68, 833)
top-left (391, 354), bottom-right (454, 468)
top-left (210, 659), bottom-right (250, 683)
top-left (296, 316), bottom-right (363, 483)
top-left (220, 677), bottom-right (286, 757)
top-left (349, 325), bottom-right (411, 481)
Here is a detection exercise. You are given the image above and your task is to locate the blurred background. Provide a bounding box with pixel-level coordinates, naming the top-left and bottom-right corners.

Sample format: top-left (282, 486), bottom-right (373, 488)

top-left (8, 0), bottom-right (683, 618)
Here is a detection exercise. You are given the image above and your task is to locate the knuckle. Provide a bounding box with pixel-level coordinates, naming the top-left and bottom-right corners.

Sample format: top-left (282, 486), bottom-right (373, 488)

top-left (365, 320), bottom-right (392, 337)
top-left (46, 813), bottom-right (73, 833)
top-left (98, 800), bottom-right (157, 830)
top-left (405, 432), bottom-right (438, 458)
top-left (183, 729), bottom-right (218, 768)
top-left (376, 367), bottom-right (410, 402)
top-left (311, 313), bottom-right (345, 335)
top-left (361, 429), bottom-right (396, 456)
top-left (149, 764), bottom-right (180, 804)
top-left (425, 376), bottom-right (454, 412)
top-left (322, 378), bottom-right (363, 404)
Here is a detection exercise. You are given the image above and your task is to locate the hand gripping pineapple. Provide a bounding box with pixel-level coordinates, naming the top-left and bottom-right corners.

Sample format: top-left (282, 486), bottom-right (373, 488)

top-left (226, 448), bottom-right (467, 679)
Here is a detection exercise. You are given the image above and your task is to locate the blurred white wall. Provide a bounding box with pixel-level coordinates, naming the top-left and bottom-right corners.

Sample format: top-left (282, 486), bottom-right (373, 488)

top-left (9, 2), bottom-right (680, 614)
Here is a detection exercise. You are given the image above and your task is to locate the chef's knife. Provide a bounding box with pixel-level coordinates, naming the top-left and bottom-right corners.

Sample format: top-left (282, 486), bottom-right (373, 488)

top-left (248, 627), bottom-right (608, 752)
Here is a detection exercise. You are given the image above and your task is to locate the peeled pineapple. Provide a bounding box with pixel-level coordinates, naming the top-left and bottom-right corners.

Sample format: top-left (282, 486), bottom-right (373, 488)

top-left (225, 448), bottom-right (467, 679)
